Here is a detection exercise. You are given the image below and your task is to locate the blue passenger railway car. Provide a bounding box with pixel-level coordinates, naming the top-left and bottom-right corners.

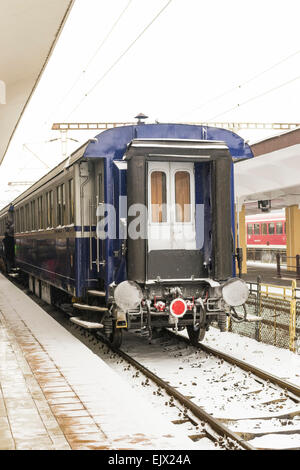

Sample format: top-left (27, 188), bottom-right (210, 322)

top-left (0, 122), bottom-right (253, 347)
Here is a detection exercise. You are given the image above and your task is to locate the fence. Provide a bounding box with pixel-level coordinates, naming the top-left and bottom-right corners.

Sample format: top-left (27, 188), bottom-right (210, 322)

top-left (229, 278), bottom-right (299, 353)
top-left (247, 247), bottom-right (286, 264)
top-left (276, 253), bottom-right (300, 279)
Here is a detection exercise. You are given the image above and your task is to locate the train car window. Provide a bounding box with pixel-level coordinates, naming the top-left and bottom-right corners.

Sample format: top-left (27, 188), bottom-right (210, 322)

top-left (151, 171), bottom-right (167, 223)
top-left (175, 171), bottom-right (191, 222)
top-left (254, 223), bottom-right (260, 235)
top-left (50, 191), bottom-right (54, 226)
top-left (31, 200), bottom-right (36, 230)
top-left (98, 174), bottom-right (103, 203)
top-left (247, 224), bottom-right (253, 235)
top-left (261, 223), bottom-right (267, 235)
top-left (20, 207), bottom-right (24, 232)
top-left (47, 191), bottom-right (54, 227)
top-left (15, 210), bottom-right (19, 233)
top-left (30, 205), bottom-right (32, 231)
top-left (62, 184), bottom-right (66, 225)
top-left (269, 223), bottom-right (275, 235)
top-left (46, 193), bottom-right (50, 227)
top-left (25, 204), bottom-right (30, 231)
top-left (68, 179), bottom-right (74, 224)
top-left (38, 196), bottom-right (43, 229)
top-left (276, 222), bottom-right (283, 234)
top-left (57, 186), bottom-right (62, 226)
top-left (56, 184), bottom-right (66, 226)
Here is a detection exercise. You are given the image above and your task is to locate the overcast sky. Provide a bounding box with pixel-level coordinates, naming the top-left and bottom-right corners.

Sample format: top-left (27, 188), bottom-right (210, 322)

top-left (1, 0), bottom-right (300, 207)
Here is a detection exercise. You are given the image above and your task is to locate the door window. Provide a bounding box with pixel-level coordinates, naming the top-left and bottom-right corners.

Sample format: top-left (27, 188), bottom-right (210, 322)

top-left (175, 171), bottom-right (191, 222)
top-left (151, 171), bottom-right (167, 223)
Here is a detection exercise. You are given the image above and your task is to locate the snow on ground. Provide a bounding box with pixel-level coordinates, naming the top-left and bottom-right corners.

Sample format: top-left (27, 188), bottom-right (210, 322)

top-left (0, 274), bottom-right (209, 450)
top-left (247, 261), bottom-right (287, 270)
top-left (249, 433), bottom-right (300, 450)
top-left (203, 328), bottom-right (300, 387)
top-left (68, 325), bottom-right (217, 450)
top-left (117, 332), bottom-right (298, 419)
top-left (1, 274), bottom-right (300, 449)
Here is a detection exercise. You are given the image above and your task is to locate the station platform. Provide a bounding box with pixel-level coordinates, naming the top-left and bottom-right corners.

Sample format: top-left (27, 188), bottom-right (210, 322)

top-left (243, 263), bottom-right (299, 288)
top-left (0, 274), bottom-right (194, 450)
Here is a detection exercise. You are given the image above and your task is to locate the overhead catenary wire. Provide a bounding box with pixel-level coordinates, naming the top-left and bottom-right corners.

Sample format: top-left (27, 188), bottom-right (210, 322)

top-left (44, 0), bottom-right (133, 127)
top-left (67, 0), bottom-right (173, 118)
top-left (207, 72), bottom-right (300, 121)
top-left (177, 47), bottom-right (300, 120)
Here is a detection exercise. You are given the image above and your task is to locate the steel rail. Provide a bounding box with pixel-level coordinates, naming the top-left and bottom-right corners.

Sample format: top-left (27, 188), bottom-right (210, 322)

top-left (168, 331), bottom-right (300, 398)
top-left (100, 338), bottom-right (255, 451)
top-left (7, 276), bottom-right (296, 450)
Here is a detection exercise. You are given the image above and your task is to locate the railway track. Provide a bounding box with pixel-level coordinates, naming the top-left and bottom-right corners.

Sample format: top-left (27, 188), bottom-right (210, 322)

top-left (8, 275), bottom-right (300, 450)
top-left (168, 330), bottom-right (300, 398)
top-left (69, 323), bottom-right (300, 450)
top-left (106, 338), bottom-right (254, 450)
top-left (125, 329), bottom-right (300, 450)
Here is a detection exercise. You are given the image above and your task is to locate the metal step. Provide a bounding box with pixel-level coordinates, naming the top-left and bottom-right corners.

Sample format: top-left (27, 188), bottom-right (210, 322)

top-left (73, 303), bottom-right (108, 312)
top-left (70, 317), bottom-right (104, 329)
top-left (87, 290), bottom-right (106, 297)
top-left (8, 273), bottom-right (19, 278)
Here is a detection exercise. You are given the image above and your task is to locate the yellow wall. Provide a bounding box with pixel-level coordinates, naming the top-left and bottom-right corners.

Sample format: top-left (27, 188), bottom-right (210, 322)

top-left (235, 204), bottom-right (247, 274)
top-left (285, 205), bottom-right (300, 270)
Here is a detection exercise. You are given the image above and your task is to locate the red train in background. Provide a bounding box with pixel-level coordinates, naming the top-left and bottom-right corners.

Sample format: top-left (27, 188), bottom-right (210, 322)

top-left (246, 211), bottom-right (286, 263)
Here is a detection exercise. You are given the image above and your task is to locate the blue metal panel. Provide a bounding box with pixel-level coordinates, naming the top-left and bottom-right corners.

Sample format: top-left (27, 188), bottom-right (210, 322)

top-left (82, 124), bottom-right (252, 292)
top-left (84, 124), bottom-right (253, 162)
top-left (8, 124), bottom-right (252, 298)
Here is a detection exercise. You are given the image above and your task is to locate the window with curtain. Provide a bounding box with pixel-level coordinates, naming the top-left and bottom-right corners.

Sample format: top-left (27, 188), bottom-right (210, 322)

top-left (61, 184), bottom-right (66, 225)
top-left (31, 200), bottom-right (36, 230)
top-left (46, 193), bottom-right (50, 227)
top-left (69, 179), bottom-right (74, 224)
top-left (151, 171), bottom-right (167, 223)
top-left (20, 207), bottom-right (24, 232)
top-left (47, 191), bottom-right (54, 227)
top-left (38, 196), bottom-right (43, 229)
top-left (25, 204), bottom-right (30, 231)
top-left (57, 186), bottom-right (62, 226)
top-left (175, 171), bottom-right (191, 222)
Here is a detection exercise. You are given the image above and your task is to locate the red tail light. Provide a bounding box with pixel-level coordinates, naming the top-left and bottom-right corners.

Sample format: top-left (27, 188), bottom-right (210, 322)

top-left (170, 298), bottom-right (187, 318)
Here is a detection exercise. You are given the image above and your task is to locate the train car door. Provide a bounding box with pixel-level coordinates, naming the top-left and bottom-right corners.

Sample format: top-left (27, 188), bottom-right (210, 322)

top-left (91, 160), bottom-right (105, 274)
top-left (148, 161), bottom-right (196, 251)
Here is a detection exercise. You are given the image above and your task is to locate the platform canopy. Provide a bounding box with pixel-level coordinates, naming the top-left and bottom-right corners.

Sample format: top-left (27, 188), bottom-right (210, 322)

top-left (0, 0), bottom-right (74, 165)
top-left (234, 128), bottom-right (300, 214)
